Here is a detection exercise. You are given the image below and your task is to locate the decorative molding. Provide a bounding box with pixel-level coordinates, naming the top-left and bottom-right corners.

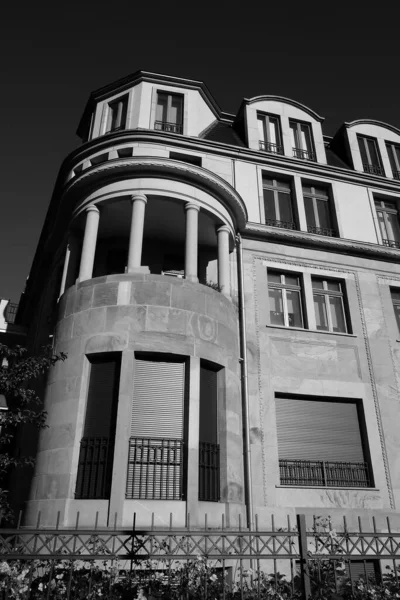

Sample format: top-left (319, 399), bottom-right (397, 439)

top-left (244, 95), bottom-right (324, 122)
top-left (345, 119), bottom-right (400, 137)
top-left (63, 156), bottom-right (248, 230)
top-left (245, 223), bottom-right (400, 263)
top-left (251, 253), bottom-right (395, 509)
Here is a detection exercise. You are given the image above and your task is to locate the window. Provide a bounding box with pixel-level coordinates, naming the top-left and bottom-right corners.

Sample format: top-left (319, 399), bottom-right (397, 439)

top-left (276, 396), bottom-right (371, 487)
top-left (257, 113), bottom-right (283, 154)
top-left (289, 120), bottom-right (316, 161)
top-left (303, 185), bottom-right (336, 236)
top-left (268, 271), bottom-right (304, 328)
top-left (127, 354), bottom-right (186, 500)
top-left (357, 135), bottom-right (384, 175)
top-left (374, 199), bottom-right (400, 248)
top-left (312, 278), bottom-right (348, 333)
top-left (75, 354), bottom-right (121, 499)
top-left (390, 288), bottom-right (400, 332)
top-left (263, 178), bottom-right (296, 230)
top-left (386, 142), bottom-right (400, 180)
top-left (199, 362), bottom-right (220, 502)
top-left (155, 92), bottom-right (183, 134)
top-left (169, 151), bottom-right (202, 166)
top-left (106, 96), bottom-right (128, 132)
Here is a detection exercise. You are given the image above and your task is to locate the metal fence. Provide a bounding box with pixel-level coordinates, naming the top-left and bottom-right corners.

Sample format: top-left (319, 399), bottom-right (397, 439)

top-left (1, 512), bottom-right (400, 598)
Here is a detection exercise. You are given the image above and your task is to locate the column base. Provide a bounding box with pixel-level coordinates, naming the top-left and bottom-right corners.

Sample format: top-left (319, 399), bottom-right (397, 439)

top-left (125, 266), bottom-right (150, 274)
top-left (185, 275), bottom-right (199, 283)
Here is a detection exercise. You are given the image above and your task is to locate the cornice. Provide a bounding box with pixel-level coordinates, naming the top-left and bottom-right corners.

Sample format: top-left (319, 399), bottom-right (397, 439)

top-left (63, 156), bottom-right (248, 229)
top-left (345, 119), bottom-right (400, 137)
top-left (244, 223), bottom-right (400, 262)
top-left (243, 95), bottom-right (324, 122)
top-left (62, 130), bottom-right (400, 193)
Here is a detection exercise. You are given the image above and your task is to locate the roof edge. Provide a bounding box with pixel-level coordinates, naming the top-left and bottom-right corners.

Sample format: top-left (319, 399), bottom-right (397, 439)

top-left (242, 95), bottom-right (324, 122)
top-left (345, 119), bottom-right (400, 136)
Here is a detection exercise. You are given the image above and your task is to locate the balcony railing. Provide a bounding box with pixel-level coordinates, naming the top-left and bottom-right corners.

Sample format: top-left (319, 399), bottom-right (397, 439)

top-left (259, 141), bottom-right (284, 155)
top-left (279, 459), bottom-right (371, 487)
top-left (126, 437), bottom-right (183, 500)
top-left (363, 163), bottom-right (384, 176)
top-left (265, 218), bottom-right (297, 230)
top-left (382, 238), bottom-right (400, 249)
top-left (393, 171), bottom-right (400, 180)
top-left (154, 121), bottom-right (183, 134)
top-left (4, 302), bottom-right (18, 324)
top-left (199, 441), bottom-right (220, 502)
top-left (75, 437), bottom-right (113, 499)
top-left (307, 225), bottom-right (336, 237)
top-left (292, 147), bottom-right (316, 161)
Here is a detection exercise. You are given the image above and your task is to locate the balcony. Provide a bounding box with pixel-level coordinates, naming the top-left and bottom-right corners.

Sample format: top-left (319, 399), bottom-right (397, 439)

top-left (126, 437), bottom-right (184, 500)
top-left (259, 141), bottom-right (284, 155)
top-left (265, 218), bottom-right (296, 230)
top-left (292, 147), bottom-right (316, 161)
top-left (198, 441), bottom-right (220, 502)
top-left (363, 163), bottom-right (384, 176)
top-left (307, 225), bottom-right (336, 237)
top-left (279, 459), bottom-right (371, 487)
top-left (154, 120), bottom-right (183, 134)
top-left (75, 437), bottom-right (113, 499)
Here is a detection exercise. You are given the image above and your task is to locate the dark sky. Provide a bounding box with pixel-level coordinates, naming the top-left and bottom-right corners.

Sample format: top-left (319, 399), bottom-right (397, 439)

top-left (1, 2), bottom-right (399, 302)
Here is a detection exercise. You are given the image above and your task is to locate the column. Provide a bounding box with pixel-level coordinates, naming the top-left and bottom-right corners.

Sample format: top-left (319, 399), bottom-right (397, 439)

top-left (59, 233), bottom-right (79, 297)
top-left (217, 225), bottom-right (231, 296)
top-left (184, 203), bottom-right (200, 282)
top-left (78, 205), bottom-right (100, 281)
top-left (126, 194), bottom-right (147, 272)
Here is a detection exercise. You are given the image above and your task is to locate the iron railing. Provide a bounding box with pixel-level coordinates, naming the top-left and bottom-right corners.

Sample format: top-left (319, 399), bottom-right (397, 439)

top-left (75, 437), bottom-right (113, 499)
top-left (126, 437), bottom-right (184, 500)
top-left (292, 147), bottom-right (316, 161)
top-left (4, 301), bottom-right (18, 324)
top-left (259, 140), bottom-right (284, 155)
top-left (154, 120), bottom-right (183, 134)
top-left (363, 162), bottom-right (384, 176)
top-left (199, 441), bottom-right (220, 501)
top-left (265, 218), bottom-right (297, 230)
top-left (307, 225), bottom-right (336, 237)
top-left (393, 170), bottom-right (400, 180)
top-left (279, 459), bottom-right (371, 487)
top-left (383, 238), bottom-right (400, 249)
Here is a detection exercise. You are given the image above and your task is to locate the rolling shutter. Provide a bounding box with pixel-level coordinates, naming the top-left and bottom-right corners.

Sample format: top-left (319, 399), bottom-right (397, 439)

top-left (276, 398), bottom-right (364, 462)
top-left (131, 358), bottom-right (185, 439)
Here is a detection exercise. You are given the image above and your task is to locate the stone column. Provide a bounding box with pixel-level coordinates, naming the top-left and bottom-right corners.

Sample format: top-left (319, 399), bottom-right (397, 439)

top-left (127, 194), bottom-right (147, 272)
top-left (184, 203), bottom-right (200, 282)
top-left (59, 233), bottom-right (79, 296)
top-left (217, 225), bottom-right (231, 296)
top-left (78, 205), bottom-right (100, 281)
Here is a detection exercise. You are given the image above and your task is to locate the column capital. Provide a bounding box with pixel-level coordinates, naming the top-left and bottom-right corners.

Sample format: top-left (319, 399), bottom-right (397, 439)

top-left (216, 225), bottom-right (231, 235)
top-left (130, 194), bottom-right (147, 204)
top-left (185, 202), bottom-right (200, 212)
top-left (85, 204), bottom-right (100, 215)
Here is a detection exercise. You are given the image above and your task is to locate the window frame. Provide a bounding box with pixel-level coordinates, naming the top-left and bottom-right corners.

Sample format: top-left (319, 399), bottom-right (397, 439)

top-left (257, 112), bottom-right (283, 155)
top-left (267, 270), bottom-right (305, 329)
top-left (303, 184), bottom-right (336, 236)
top-left (262, 177), bottom-right (296, 230)
top-left (289, 119), bottom-right (316, 161)
top-left (312, 277), bottom-right (349, 334)
top-left (155, 91), bottom-right (184, 134)
top-left (357, 135), bottom-right (384, 175)
top-left (374, 198), bottom-right (400, 248)
top-left (386, 142), bottom-right (400, 180)
top-left (106, 95), bottom-right (128, 133)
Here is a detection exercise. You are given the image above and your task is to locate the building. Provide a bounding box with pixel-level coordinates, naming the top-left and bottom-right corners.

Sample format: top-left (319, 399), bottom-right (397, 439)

top-left (11, 70), bottom-right (400, 533)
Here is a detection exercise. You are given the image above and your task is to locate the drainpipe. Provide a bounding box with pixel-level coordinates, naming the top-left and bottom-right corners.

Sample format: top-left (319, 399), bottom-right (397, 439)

top-left (236, 233), bottom-right (253, 530)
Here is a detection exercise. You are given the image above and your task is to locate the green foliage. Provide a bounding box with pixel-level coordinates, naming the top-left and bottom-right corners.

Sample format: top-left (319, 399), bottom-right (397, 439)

top-left (0, 344), bottom-right (67, 520)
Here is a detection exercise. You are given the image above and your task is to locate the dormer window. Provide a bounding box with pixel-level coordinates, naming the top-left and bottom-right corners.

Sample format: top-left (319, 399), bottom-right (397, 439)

top-left (289, 120), bottom-right (316, 161)
top-left (107, 95), bottom-right (128, 133)
top-left (374, 199), bottom-right (400, 248)
top-left (155, 92), bottom-right (183, 134)
top-left (386, 143), bottom-right (400, 180)
top-left (257, 113), bottom-right (283, 155)
top-left (357, 135), bottom-right (384, 176)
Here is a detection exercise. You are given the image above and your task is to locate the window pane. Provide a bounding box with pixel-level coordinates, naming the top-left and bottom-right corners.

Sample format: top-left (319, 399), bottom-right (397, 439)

top-left (312, 278), bottom-right (324, 290)
top-left (327, 281), bottom-right (341, 292)
top-left (156, 94), bottom-right (168, 122)
top-left (391, 289), bottom-right (400, 302)
top-left (313, 186), bottom-right (329, 198)
top-left (276, 179), bottom-right (291, 190)
top-left (394, 304), bottom-right (400, 333)
top-left (170, 95), bottom-right (183, 124)
top-left (268, 118), bottom-right (278, 145)
top-left (286, 290), bottom-right (303, 327)
top-left (367, 138), bottom-right (380, 166)
top-left (358, 137), bottom-right (368, 164)
top-left (377, 210), bottom-right (387, 239)
top-left (316, 199), bottom-right (332, 229)
top-left (263, 177), bottom-right (274, 188)
top-left (269, 288), bottom-right (284, 325)
top-left (267, 271), bottom-right (281, 284)
top-left (304, 196), bottom-right (316, 228)
top-left (329, 296), bottom-right (346, 333)
top-left (285, 275), bottom-right (299, 287)
top-left (263, 188), bottom-right (277, 221)
top-left (277, 192), bottom-right (293, 223)
top-left (300, 124), bottom-right (312, 152)
top-left (289, 122), bottom-right (297, 147)
top-left (257, 117), bottom-right (265, 142)
top-left (387, 144), bottom-right (397, 173)
top-left (314, 294), bottom-right (328, 331)
top-left (385, 212), bottom-right (400, 242)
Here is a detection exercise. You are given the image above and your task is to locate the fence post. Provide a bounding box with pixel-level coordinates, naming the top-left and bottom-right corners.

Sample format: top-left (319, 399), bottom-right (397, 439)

top-left (297, 514), bottom-right (311, 600)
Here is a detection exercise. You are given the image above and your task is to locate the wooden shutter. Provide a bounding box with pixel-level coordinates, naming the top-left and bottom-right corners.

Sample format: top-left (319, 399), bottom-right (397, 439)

top-left (276, 398), bottom-right (364, 462)
top-left (131, 358), bottom-right (185, 439)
